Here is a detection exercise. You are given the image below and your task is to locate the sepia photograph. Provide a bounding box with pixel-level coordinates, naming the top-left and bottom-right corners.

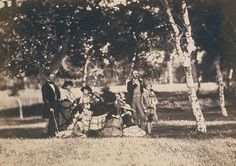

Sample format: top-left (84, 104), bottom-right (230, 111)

top-left (0, 0), bottom-right (236, 165)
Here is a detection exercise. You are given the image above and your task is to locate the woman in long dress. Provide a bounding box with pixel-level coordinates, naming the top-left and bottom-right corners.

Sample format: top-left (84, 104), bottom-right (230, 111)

top-left (58, 80), bottom-right (75, 131)
top-left (56, 81), bottom-right (81, 138)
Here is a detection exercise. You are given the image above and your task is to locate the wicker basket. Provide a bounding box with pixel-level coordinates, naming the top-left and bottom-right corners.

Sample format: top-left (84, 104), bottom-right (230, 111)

top-left (89, 114), bottom-right (108, 130)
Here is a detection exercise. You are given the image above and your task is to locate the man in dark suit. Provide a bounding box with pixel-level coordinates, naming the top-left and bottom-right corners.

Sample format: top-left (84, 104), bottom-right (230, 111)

top-left (127, 70), bottom-right (145, 130)
top-left (42, 73), bottom-right (61, 137)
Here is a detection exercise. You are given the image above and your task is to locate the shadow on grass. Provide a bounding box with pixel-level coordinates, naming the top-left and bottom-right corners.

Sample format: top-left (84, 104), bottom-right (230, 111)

top-left (152, 123), bottom-right (236, 139)
top-left (1, 123), bottom-right (236, 139)
top-left (0, 104), bottom-right (44, 117)
top-left (0, 92), bottom-right (236, 139)
top-left (158, 105), bottom-right (236, 121)
top-left (0, 127), bottom-right (46, 139)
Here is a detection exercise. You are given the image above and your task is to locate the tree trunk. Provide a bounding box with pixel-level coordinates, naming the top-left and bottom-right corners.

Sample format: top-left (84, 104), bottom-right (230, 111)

top-left (167, 59), bottom-right (173, 84)
top-left (15, 96), bottom-right (23, 119)
top-left (129, 55), bottom-right (137, 76)
top-left (82, 56), bottom-right (90, 86)
top-left (48, 39), bottom-right (69, 75)
top-left (131, 55), bottom-right (137, 70)
top-left (183, 57), bottom-right (206, 132)
top-left (215, 58), bottom-right (228, 117)
top-left (227, 67), bottom-right (233, 88)
top-left (193, 51), bottom-right (201, 94)
top-left (163, 0), bottom-right (207, 132)
top-left (182, 0), bottom-right (206, 132)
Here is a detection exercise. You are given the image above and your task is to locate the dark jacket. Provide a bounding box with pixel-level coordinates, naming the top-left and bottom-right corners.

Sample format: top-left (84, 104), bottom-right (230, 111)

top-left (127, 79), bottom-right (144, 104)
top-left (41, 81), bottom-right (61, 118)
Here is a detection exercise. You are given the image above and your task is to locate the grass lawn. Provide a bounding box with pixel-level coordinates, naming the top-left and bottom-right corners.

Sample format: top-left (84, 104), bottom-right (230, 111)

top-left (1, 137), bottom-right (236, 166)
top-left (1, 91), bottom-right (236, 165)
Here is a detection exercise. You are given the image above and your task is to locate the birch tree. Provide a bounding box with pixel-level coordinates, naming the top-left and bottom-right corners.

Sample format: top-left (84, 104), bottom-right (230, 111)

top-left (189, 0), bottom-right (231, 117)
top-left (167, 52), bottom-right (174, 84)
top-left (163, 0), bottom-right (206, 132)
top-left (214, 57), bottom-right (228, 117)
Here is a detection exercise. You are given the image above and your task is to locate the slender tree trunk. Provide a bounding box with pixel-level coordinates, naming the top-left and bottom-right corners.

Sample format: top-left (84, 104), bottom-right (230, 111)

top-left (227, 67), bottom-right (233, 88)
top-left (131, 55), bottom-right (137, 70)
top-left (15, 96), bottom-right (23, 119)
top-left (82, 56), bottom-right (90, 85)
top-left (163, 0), bottom-right (206, 132)
top-left (48, 39), bottom-right (69, 74)
top-left (37, 42), bottom-right (68, 83)
top-left (129, 55), bottom-right (137, 76)
top-left (183, 57), bottom-right (206, 132)
top-left (61, 56), bottom-right (69, 71)
top-left (167, 58), bottom-right (173, 84)
top-left (193, 51), bottom-right (201, 94)
top-left (215, 58), bottom-right (228, 117)
top-left (182, 0), bottom-right (206, 132)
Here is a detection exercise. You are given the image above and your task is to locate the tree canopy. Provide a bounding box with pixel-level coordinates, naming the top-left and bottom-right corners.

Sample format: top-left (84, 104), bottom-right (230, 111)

top-left (0, 0), bottom-right (236, 83)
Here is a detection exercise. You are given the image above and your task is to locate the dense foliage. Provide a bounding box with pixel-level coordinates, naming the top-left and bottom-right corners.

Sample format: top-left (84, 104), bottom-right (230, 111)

top-left (0, 0), bottom-right (236, 84)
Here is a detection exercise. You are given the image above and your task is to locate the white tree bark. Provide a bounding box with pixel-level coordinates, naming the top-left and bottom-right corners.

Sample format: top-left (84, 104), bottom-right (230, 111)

top-left (129, 55), bottom-right (137, 77)
top-left (164, 0), bottom-right (207, 132)
top-left (131, 55), bottom-right (137, 70)
top-left (228, 68), bottom-right (233, 87)
top-left (15, 96), bottom-right (23, 119)
top-left (193, 53), bottom-right (201, 93)
top-left (215, 58), bottom-right (228, 117)
top-left (82, 56), bottom-right (90, 86)
top-left (167, 58), bottom-right (173, 84)
top-left (182, 1), bottom-right (206, 132)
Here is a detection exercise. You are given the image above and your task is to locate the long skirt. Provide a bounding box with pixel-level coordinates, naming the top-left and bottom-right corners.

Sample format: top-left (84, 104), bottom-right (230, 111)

top-left (99, 117), bottom-right (123, 137)
top-left (76, 110), bottom-right (93, 132)
top-left (58, 100), bottom-right (73, 131)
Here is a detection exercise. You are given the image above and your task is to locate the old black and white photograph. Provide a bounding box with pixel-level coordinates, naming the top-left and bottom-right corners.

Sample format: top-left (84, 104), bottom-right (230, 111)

top-left (0, 0), bottom-right (236, 165)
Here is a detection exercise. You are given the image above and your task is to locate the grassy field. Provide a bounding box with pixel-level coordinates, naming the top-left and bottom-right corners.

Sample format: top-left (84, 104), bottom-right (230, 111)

top-left (1, 138), bottom-right (236, 166)
top-left (1, 90), bottom-right (236, 165)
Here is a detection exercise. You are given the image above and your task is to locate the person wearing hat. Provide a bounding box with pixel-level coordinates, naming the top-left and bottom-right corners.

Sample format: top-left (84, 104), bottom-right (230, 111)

top-left (114, 92), bottom-right (135, 128)
top-left (41, 73), bottom-right (61, 137)
top-left (60, 81), bottom-right (75, 101)
top-left (73, 85), bottom-right (94, 135)
top-left (100, 86), bottom-right (117, 119)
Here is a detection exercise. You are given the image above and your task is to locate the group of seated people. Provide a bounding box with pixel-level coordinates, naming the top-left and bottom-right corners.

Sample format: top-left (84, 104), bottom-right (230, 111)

top-left (42, 73), bottom-right (158, 138)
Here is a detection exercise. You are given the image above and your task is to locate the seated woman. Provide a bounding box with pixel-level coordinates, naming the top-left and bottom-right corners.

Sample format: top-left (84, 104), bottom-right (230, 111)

top-left (90, 91), bottom-right (106, 116)
top-left (99, 90), bottom-right (146, 138)
top-left (56, 85), bottom-right (94, 138)
top-left (98, 87), bottom-right (123, 137)
top-left (141, 81), bottom-right (158, 135)
top-left (115, 92), bottom-right (146, 137)
top-left (114, 92), bottom-right (135, 128)
top-left (100, 86), bottom-right (117, 119)
top-left (74, 85), bottom-right (94, 134)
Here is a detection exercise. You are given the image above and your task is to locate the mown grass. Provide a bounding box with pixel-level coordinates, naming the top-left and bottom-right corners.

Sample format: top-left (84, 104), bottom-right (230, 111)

top-left (1, 91), bottom-right (236, 166)
top-left (1, 138), bottom-right (236, 166)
